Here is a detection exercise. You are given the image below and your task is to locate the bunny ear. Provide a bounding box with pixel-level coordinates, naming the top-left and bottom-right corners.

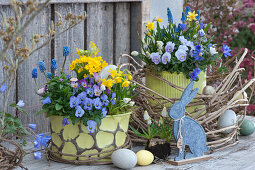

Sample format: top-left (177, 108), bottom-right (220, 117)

top-left (180, 81), bottom-right (199, 106)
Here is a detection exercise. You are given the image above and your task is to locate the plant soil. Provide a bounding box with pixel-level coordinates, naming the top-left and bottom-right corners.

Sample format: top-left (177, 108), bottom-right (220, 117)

top-left (145, 140), bottom-right (171, 160)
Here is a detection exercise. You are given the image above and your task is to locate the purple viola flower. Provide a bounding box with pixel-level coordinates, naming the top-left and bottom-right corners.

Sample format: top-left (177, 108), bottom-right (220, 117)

top-left (89, 77), bottom-right (95, 84)
top-left (69, 96), bottom-right (79, 108)
top-left (0, 84), bottom-right (7, 93)
top-left (112, 92), bottom-right (116, 99)
top-left (179, 36), bottom-right (188, 45)
top-left (93, 72), bottom-right (102, 84)
top-left (111, 92), bottom-right (116, 105)
top-left (62, 118), bottom-right (70, 126)
top-left (187, 41), bottom-right (194, 49)
top-left (175, 49), bottom-right (187, 62)
top-left (162, 52), bottom-right (171, 64)
top-left (75, 106), bottom-right (85, 117)
top-left (101, 94), bottom-right (109, 106)
top-left (192, 45), bottom-right (203, 61)
top-left (84, 75), bottom-right (90, 80)
top-left (198, 29), bottom-right (205, 37)
top-left (165, 41), bottom-right (175, 53)
top-left (34, 151), bottom-right (42, 160)
top-left (77, 92), bottom-right (87, 104)
top-left (102, 107), bottom-right (107, 118)
top-left (150, 52), bottom-right (161, 65)
top-left (84, 98), bottom-right (93, 110)
top-left (93, 97), bottom-right (102, 110)
top-left (80, 79), bottom-right (87, 88)
top-left (222, 44), bottom-right (231, 58)
top-left (29, 124), bottom-right (36, 131)
top-left (71, 81), bottom-right (79, 88)
top-left (178, 45), bottom-right (188, 51)
top-left (93, 85), bottom-right (102, 96)
top-left (42, 97), bottom-right (51, 104)
top-left (86, 87), bottom-right (94, 98)
top-left (87, 120), bottom-right (97, 133)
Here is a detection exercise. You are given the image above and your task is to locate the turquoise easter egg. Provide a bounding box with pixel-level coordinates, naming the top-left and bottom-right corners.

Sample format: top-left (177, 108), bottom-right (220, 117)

top-left (239, 119), bottom-right (255, 136)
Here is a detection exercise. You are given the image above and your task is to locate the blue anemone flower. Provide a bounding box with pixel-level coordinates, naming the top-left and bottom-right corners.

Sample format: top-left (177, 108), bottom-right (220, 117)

top-left (38, 61), bottom-right (46, 73)
top-left (190, 68), bottom-right (201, 81)
top-left (32, 68), bottom-right (37, 79)
top-left (222, 44), bottom-right (231, 58)
top-left (192, 45), bottom-right (203, 61)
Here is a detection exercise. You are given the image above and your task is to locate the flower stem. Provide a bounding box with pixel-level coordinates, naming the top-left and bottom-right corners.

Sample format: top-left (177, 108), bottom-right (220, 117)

top-left (61, 55), bottom-right (67, 73)
top-left (34, 78), bottom-right (39, 89)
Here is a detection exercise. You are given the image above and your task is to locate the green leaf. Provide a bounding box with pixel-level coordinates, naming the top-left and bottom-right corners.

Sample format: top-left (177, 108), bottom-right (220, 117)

top-left (37, 109), bottom-right (48, 115)
top-left (55, 103), bottom-right (63, 111)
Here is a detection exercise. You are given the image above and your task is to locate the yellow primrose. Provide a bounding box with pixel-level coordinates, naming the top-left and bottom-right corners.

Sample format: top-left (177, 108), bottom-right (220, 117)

top-left (122, 80), bottom-right (130, 88)
top-left (115, 76), bottom-right (123, 83)
top-left (146, 22), bottom-right (154, 31)
top-left (156, 16), bottom-right (162, 23)
top-left (187, 11), bottom-right (198, 21)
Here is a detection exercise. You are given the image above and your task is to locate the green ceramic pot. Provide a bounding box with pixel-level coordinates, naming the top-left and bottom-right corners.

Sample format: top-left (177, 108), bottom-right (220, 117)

top-left (49, 112), bottom-right (132, 162)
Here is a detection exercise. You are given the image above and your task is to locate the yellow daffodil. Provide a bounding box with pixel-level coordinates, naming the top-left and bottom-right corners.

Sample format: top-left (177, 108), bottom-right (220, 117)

top-left (122, 80), bottom-right (130, 88)
top-left (187, 11), bottom-right (198, 21)
top-left (109, 68), bottom-right (119, 78)
top-left (101, 79), bottom-right (115, 89)
top-left (89, 41), bottom-right (99, 56)
top-left (115, 76), bottom-right (123, 83)
top-left (146, 22), bottom-right (154, 31)
top-left (148, 31), bottom-right (151, 36)
top-left (127, 74), bottom-right (132, 80)
top-left (156, 16), bottom-right (162, 23)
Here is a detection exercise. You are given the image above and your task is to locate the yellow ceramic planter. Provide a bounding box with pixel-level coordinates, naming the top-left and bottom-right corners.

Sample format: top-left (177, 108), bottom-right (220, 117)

top-left (50, 112), bottom-right (131, 162)
top-left (146, 71), bottom-right (206, 114)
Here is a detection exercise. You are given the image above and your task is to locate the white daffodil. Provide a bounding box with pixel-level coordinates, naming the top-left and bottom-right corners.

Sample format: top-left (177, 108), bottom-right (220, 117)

top-left (143, 111), bottom-right (150, 121)
top-left (161, 107), bottom-right (168, 117)
top-left (210, 47), bottom-right (218, 55)
top-left (123, 98), bottom-right (131, 104)
top-left (131, 51), bottom-right (139, 57)
top-left (129, 101), bottom-right (135, 106)
top-left (99, 65), bottom-right (118, 80)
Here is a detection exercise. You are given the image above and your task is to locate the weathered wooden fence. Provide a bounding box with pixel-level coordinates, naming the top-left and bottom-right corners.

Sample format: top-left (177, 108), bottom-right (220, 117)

top-left (0, 0), bottom-right (143, 132)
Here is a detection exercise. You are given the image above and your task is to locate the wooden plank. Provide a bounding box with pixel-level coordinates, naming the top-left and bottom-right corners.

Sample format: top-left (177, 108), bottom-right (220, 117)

top-left (17, 6), bottom-right (51, 133)
top-left (0, 0), bottom-right (143, 5)
top-left (130, 2), bottom-right (142, 62)
top-left (115, 2), bottom-right (130, 65)
top-left (54, 3), bottom-right (85, 76)
top-left (0, 6), bottom-right (16, 115)
top-left (168, 155), bottom-right (212, 166)
top-left (87, 3), bottom-right (114, 64)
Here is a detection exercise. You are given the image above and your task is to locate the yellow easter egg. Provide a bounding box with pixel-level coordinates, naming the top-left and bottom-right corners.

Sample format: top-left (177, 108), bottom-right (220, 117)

top-left (136, 150), bottom-right (154, 166)
top-left (233, 91), bottom-right (247, 104)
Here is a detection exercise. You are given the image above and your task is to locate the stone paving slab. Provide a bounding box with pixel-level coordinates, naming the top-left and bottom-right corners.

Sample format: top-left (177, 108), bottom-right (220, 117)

top-left (16, 116), bottom-right (255, 170)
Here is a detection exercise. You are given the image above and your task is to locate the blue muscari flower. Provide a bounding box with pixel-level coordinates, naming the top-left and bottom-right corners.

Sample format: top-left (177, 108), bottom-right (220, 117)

top-left (29, 124), bottom-right (36, 131)
top-left (199, 22), bottom-right (204, 30)
top-left (185, 6), bottom-right (191, 16)
top-left (51, 59), bottom-right (57, 71)
top-left (63, 46), bottom-right (69, 56)
top-left (84, 98), bottom-right (93, 110)
top-left (178, 23), bottom-right (186, 31)
top-left (34, 151), bottom-right (41, 160)
top-left (196, 10), bottom-right (200, 20)
top-left (93, 97), bottom-right (102, 110)
top-left (0, 84), bottom-right (7, 93)
top-left (87, 120), bottom-right (97, 133)
top-left (192, 45), bottom-right (203, 61)
top-left (38, 61), bottom-right (46, 73)
top-left (222, 44), bottom-right (231, 58)
top-left (101, 94), bottom-right (109, 106)
top-left (86, 87), bottom-right (94, 98)
top-left (77, 92), bottom-right (87, 104)
top-left (190, 68), bottom-right (201, 81)
top-left (46, 72), bottom-right (52, 79)
top-left (167, 8), bottom-right (173, 23)
top-left (75, 106), bottom-right (85, 117)
top-left (42, 97), bottom-right (51, 104)
top-left (102, 107), bottom-right (107, 118)
top-left (32, 68), bottom-right (37, 79)
top-left (181, 12), bottom-right (186, 22)
top-left (62, 118), bottom-right (70, 126)
top-left (69, 96), bottom-right (79, 108)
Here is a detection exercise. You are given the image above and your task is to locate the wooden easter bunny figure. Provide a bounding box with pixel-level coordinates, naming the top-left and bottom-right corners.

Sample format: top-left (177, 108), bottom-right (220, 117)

top-left (168, 81), bottom-right (210, 161)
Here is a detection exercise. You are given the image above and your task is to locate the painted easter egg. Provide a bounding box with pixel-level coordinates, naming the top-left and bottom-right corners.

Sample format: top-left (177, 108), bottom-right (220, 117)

top-left (136, 150), bottom-right (154, 166)
top-left (217, 110), bottom-right (237, 134)
top-left (111, 149), bottom-right (137, 169)
top-left (202, 86), bottom-right (215, 95)
top-left (238, 119), bottom-right (255, 136)
top-left (233, 91), bottom-right (247, 104)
